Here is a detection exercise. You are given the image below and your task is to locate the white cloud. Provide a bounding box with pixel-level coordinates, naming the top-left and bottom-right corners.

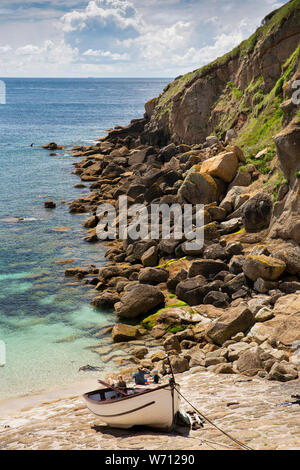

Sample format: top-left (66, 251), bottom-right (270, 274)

top-left (83, 48), bottom-right (130, 60)
top-left (0, 0), bottom-right (289, 77)
top-left (61, 0), bottom-right (141, 33)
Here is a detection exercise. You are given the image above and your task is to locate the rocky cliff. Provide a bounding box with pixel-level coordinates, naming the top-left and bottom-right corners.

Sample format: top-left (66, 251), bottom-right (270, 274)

top-left (143, 0), bottom-right (300, 152)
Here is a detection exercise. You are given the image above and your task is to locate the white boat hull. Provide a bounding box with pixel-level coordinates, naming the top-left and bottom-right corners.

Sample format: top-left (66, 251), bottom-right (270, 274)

top-left (83, 384), bottom-right (180, 430)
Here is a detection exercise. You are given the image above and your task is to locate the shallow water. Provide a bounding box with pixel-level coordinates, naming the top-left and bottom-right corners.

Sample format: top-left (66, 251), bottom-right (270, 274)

top-left (0, 78), bottom-right (170, 400)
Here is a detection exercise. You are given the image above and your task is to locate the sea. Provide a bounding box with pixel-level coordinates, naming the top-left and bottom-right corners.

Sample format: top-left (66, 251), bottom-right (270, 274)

top-left (0, 78), bottom-right (170, 401)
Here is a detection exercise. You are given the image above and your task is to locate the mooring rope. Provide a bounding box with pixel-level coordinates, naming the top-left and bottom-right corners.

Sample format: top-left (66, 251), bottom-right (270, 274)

top-left (174, 386), bottom-right (253, 451)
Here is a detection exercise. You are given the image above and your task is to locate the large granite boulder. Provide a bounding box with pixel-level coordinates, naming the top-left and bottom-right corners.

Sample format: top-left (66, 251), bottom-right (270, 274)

top-left (206, 305), bottom-right (255, 346)
top-left (200, 151), bottom-right (239, 183)
top-left (243, 255), bottom-right (286, 282)
top-left (179, 165), bottom-right (219, 204)
top-left (115, 284), bottom-right (165, 319)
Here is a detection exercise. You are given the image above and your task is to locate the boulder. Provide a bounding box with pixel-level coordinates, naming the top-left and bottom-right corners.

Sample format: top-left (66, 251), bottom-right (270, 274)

top-left (268, 362), bottom-right (298, 382)
top-left (141, 246), bottom-right (158, 267)
top-left (176, 276), bottom-right (211, 306)
top-left (188, 260), bottom-right (228, 278)
top-left (131, 347), bottom-right (148, 359)
top-left (112, 324), bottom-right (140, 343)
top-left (151, 351), bottom-right (166, 363)
top-left (236, 351), bottom-right (263, 376)
top-left (138, 267), bottom-right (169, 285)
top-left (163, 335), bottom-right (181, 353)
top-left (115, 284), bottom-right (165, 319)
top-left (203, 291), bottom-right (229, 308)
top-left (213, 363), bottom-right (235, 374)
top-left (206, 305), bottom-right (255, 346)
top-left (169, 356), bottom-right (190, 373)
top-left (179, 166), bottom-right (219, 204)
top-left (273, 247), bottom-right (300, 275)
top-left (91, 292), bottom-right (120, 309)
top-left (242, 193), bottom-right (273, 233)
top-left (45, 200), bottom-right (56, 209)
top-left (200, 151), bottom-right (239, 183)
top-left (189, 351), bottom-right (206, 368)
top-left (243, 255), bottom-right (286, 281)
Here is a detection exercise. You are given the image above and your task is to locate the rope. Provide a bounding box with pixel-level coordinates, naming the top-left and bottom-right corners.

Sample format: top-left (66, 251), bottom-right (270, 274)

top-left (174, 386), bottom-right (253, 451)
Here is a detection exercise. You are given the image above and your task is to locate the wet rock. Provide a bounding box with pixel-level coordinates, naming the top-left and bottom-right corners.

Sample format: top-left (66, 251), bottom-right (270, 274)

top-left (44, 201), bottom-right (56, 209)
top-left (115, 284), bottom-right (165, 319)
top-left (91, 292), bottom-right (120, 309)
top-left (65, 268), bottom-right (88, 277)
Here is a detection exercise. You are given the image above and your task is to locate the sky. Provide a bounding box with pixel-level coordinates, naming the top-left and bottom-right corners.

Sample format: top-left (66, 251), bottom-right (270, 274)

top-left (0, 0), bottom-right (287, 77)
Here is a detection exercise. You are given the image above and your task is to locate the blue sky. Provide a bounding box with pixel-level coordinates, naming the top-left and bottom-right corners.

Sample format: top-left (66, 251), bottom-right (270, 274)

top-left (0, 0), bottom-right (286, 77)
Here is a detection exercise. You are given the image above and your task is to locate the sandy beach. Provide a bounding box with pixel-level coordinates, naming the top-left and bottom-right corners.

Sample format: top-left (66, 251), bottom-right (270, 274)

top-left (1, 369), bottom-right (299, 450)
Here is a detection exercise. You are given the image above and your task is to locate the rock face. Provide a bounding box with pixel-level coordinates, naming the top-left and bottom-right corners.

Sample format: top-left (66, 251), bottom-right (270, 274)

top-left (143, 5), bottom-right (300, 145)
top-left (206, 306), bottom-right (255, 346)
top-left (275, 118), bottom-right (300, 185)
top-left (179, 166), bottom-right (219, 204)
top-left (243, 255), bottom-right (286, 282)
top-left (241, 193), bottom-right (273, 233)
top-left (115, 284), bottom-right (165, 319)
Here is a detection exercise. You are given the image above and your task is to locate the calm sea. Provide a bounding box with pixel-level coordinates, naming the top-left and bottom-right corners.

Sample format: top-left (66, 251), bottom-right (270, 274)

top-left (0, 78), bottom-right (170, 400)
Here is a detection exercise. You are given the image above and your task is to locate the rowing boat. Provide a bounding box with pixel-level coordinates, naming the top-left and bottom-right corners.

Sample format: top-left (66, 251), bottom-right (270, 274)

top-left (83, 381), bottom-right (180, 430)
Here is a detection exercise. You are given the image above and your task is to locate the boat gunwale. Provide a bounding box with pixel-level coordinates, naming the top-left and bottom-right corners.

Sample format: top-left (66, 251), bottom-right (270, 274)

top-left (83, 382), bottom-right (174, 406)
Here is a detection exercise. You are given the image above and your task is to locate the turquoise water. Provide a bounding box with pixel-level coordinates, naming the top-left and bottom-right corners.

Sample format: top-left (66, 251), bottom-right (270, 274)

top-left (0, 78), bottom-right (170, 400)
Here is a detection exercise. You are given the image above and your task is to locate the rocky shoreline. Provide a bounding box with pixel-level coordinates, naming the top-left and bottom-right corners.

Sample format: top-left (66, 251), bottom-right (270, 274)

top-left (41, 93), bottom-right (300, 390)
